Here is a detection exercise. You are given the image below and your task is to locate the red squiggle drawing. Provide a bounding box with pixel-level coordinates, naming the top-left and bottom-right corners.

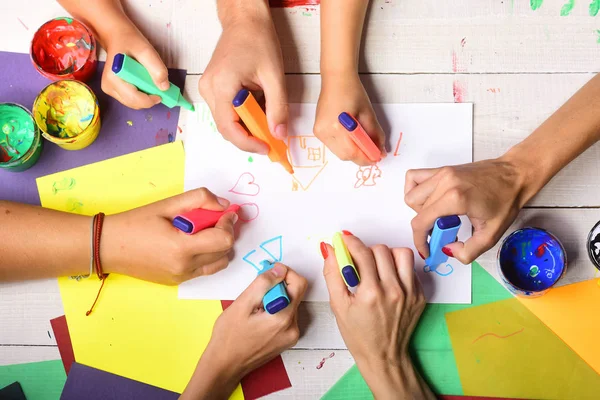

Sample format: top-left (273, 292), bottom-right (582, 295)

top-left (238, 203), bottom-right (260, 222)
top-left (472, 327), bottom-right (525, 344)
top-left (229, 172), bottom-right (260, 196)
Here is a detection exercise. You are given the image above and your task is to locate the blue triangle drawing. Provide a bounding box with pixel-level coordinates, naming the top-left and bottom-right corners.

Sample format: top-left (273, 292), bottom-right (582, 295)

top-left (260, 236), bottom-right (283, 262)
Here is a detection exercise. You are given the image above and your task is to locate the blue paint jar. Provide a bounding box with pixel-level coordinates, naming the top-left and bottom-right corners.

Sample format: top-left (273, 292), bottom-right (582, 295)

top-left (497, 227), bottom-right (567, 297)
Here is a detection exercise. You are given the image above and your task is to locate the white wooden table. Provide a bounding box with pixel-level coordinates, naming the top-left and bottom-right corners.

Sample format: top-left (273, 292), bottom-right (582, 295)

top-left (1, 1), bottom-right (599, 398)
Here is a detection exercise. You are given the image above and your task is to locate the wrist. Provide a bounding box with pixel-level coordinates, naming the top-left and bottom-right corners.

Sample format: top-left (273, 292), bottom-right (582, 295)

top-left (186, 344), bottom-right (242, 399)
top-left (99, 214), bottom-right (126, 275)
top-left (218, 0), bottom-right (270, 28)
top-left (356, 353), bottom-right (421, 399)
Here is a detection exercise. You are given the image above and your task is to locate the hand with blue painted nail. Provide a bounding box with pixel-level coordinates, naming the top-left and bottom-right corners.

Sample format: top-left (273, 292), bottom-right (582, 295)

top-left (322, 234), bottom-right (434, 399)
top-left (180, 263), bottom-right (307, 400)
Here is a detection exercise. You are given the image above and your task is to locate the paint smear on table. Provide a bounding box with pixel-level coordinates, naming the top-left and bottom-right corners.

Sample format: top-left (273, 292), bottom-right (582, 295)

top-left (453, 81), bottom-right (465, 103)
top-left (561, 0), bottom-right (575, 15)
top-left (269, 0), bottom-right (320, 6)
top-left (596, 29), bottom-right (600, 43)
top-left (591, 0), bottom-right (600, 16)
top-left (316, 352), bottom-right (335, 369)
top-left (530, 0), bottom-right (544, 10)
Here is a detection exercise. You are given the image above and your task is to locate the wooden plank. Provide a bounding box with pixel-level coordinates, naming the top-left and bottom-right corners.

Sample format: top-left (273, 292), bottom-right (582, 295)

top-left (0, 345), bottom-right (60, 366)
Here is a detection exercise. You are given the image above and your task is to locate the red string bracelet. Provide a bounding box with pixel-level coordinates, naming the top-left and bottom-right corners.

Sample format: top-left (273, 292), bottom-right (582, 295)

top-left (86, 212), bottom-right (108, 316)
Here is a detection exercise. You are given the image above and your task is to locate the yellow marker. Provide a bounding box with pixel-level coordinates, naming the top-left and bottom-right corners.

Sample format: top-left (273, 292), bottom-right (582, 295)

top-left (232, 89), bottom-right (294, 174)
top-left (332, 232), bottom-right (360, 288)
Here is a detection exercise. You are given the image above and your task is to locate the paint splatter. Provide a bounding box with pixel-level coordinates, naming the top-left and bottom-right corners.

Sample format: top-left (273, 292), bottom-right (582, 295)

top-left (487, 88), bottom-right (501, 93)
top-left (178, 126), bottom-right (182, 134)
top-left (316, 352), bottom-right (335, 369)
top-left (561, 0), bottom-right (575, 15)
top-left (126, 120), bottom-right (133, 126)
top-left (460, 37), bottom-right (467, 48)
top-left (529, 265), bottom-right (540, 277)
top-left (248, 156), bottom-right (254, 162)
top-left (149, 182), bottom-right (156, 187)
top-left (531, 0), bottom-right (544, 10)
top-left (591, 0), bottom-right (600, 15)
top-left (269, 0), bottom-right (320, 7)
top-left (145, 114), bottom-right (153, 122)
top-left (596, 29), bottom-right (600, 43)
top-left (17, 17), bottom-right (29, 30)
top-left (472, 327), bottom-right (525, 344)
top-left (47, 330), bottom-right (51, 338)
top-left (155, 128), bottom-right (170, 145)
top-left (52, 177), bottom-right (76, 194)
top-left (166, 111), bottom-right (171, 120)
top-left (453, 80), bottom-right (465, 103)
top-left (66, 198), bottom-right (84, 213)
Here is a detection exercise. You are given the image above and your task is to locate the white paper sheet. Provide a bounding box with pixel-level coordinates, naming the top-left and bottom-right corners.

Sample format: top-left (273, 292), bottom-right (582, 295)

top-left (180, 103), bottom-right (473, 303)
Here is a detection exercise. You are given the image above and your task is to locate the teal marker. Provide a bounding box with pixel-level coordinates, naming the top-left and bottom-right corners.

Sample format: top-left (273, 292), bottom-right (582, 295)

top-left (111, 53), bottom-right (194, 111)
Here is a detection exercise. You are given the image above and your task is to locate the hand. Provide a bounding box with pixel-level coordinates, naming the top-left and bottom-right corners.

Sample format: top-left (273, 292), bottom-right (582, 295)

top-left (101, 188), bottom-right (237, 285)
top-left (198, 2), bottom-right (287, 154)
top-left (405, 156), bottom-right (529, 264)
top-left (322, 234), bottom-right (433, 399)
top-left (314, 73), bottom-right (386, 165)
top-left (101, 23), bottom-right (169, 110)
top-left (181, 263), bottom-right (307, 399)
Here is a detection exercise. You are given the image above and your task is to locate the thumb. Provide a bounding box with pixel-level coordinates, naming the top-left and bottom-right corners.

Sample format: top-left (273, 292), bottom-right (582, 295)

top-left (135, 46), bottom-right (170, 91)
top-left (237, 262), bottom-right (288, 311)
top-left (443, 231), bottom-right (493, 265)
top-left (164, 188), bottom-right (230, 216)
top-left (262, 73), bottom-right (289, 140)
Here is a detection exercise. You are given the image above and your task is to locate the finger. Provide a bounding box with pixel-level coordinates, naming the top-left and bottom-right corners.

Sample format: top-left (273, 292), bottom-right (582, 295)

top-left (214, 99), bottom-right (269, 154)
top-left (342, 233), bottom-right (379, 287)
top-left (108, 77), bottom-right (161, 109)
top-left (391, 248), bottom-right (415, 299)
top-left (282, 266), bottom-right (308, 311)
top-left (322, 242), bottom-right (349, 303)
top-left (187, 225), bottom-right (235, 253)
top-left (134, 46), bottom-right (170, 90)
top-left (404, 168), bottom-right (440, 195)
top-left (261, 72), bottom-right (289, 140)
top-left (443, 230), bottom-right (495, 265)
top-left (163, 188), bottom-right (230, 217)
top-left (411, 195), bottom-right (467, 259)
top-left (371, 245), bottom-right (400, 290)
top-left (189, 255), bottom-right (230, 278)
top-left (404, 174), bottom-right (443, 212)
top-left (236, 263), bottom-right (288, 312)
top-left (357, 110), bottom-right (386, 154)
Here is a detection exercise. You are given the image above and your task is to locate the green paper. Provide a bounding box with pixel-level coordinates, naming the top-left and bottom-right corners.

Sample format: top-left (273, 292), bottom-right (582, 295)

top-left (322, 262), bottom-right (512, 399)
top-left (0, 360), bottom-right (66, 400)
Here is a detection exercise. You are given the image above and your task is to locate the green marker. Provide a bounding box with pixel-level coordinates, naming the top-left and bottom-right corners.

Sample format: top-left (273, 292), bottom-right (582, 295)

top-left (111, 53), bottom-right (194, 111)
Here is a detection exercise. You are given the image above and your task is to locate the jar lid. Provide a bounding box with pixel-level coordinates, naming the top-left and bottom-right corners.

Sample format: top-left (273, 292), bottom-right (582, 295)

top-left (587, 220), bottom-right (600, 271)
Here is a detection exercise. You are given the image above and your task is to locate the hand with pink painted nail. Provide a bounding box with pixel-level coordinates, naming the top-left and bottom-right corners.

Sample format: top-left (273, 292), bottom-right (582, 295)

top-left (58, 0), bottom-right (169, 110)
top-left (181, 263), bottom-right (307, 400)
top-left (198, 0), bottom-right (288, 154)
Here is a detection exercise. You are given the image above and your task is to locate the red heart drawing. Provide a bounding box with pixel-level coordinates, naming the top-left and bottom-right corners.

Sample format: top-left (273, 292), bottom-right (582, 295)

top-left (229, 172), bottom-right (260, 196)
top-left (238, 203), bottom-right (260, 222)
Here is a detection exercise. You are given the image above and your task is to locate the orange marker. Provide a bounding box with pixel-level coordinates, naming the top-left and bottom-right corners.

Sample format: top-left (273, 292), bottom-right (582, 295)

top-left (232, 89), bottom-right (294, 174)
top-left (338, 112), bottom-right (382, 163)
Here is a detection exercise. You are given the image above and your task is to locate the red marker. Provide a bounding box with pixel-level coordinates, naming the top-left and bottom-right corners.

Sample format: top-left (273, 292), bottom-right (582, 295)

top-left (173, 205), bottom-right (240, 234)
top-left (338, 112), bottom-right (382, 163)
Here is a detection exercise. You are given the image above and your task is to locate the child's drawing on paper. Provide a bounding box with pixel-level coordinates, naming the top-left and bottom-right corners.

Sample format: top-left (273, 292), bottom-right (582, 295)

top-left (355, 165), bottom-right (382, 188)
top-left (288, 135), bottom-right (328, 191)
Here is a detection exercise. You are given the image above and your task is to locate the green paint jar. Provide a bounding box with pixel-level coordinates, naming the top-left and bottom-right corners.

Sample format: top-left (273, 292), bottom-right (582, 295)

top-left (0, 103), bottom-right (44, 172)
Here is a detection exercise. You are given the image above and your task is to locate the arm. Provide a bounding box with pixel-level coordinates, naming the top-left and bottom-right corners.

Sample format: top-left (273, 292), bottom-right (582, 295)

top-left (0, 189), bottom-right (236, 284)
top-left (198, 0), bottom-right (287, 154)
top-left (321, 234), bottom-right (435, 399)
top-left (180, 264), bottom-right (307, 399)
top-left (57, 0), bottom-right (169, 109)
top-left (315, 0), bottom-right (385, 165)
top-left (406, 73), bottom-right (600, 264)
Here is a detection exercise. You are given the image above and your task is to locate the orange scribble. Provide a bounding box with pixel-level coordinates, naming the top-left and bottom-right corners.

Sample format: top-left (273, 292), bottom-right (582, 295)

top-left (354, 165), bottom-right (382, 189)
top-left (472, 327), bottom-right (525, 344)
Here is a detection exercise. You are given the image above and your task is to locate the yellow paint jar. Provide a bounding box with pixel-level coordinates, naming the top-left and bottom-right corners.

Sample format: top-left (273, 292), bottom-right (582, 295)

top-left (33, 80), bottom-right (101, 150)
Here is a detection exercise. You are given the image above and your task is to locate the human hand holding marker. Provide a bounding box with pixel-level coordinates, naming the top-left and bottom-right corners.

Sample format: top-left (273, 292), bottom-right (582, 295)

top-left (181, 263), bottom-right (307, 400)
top-left (321, 234), bottom-right (435, 399)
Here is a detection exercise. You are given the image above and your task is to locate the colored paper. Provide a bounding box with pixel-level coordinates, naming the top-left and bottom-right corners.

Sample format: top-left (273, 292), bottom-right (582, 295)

top-left (61, 363), bottom-right (179, 400)
top-left (445, 298), bottom-right (600, 399)
top-left (0, 382), bottom-right (27, 400)
top-left (181, 103), bottom-right (473, 303)
top-left (50, 315), bottom-right (75, 375)
top-left (323, 263), bottom-right (513, 398)
top-left (0, 360), bottom-right (66, 400)
top-left (518, 278), bottom-right (600, 375)
top-left (0, 51), bottom-right (185, 205)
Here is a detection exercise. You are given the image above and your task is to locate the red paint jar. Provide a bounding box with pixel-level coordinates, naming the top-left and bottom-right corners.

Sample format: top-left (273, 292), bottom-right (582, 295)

top-left (30, 17), bottom-right (97, 82)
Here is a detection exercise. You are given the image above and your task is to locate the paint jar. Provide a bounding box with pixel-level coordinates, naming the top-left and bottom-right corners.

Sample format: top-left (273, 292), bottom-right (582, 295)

top-left (497, 227), bottom-right (567, 297)
top-left (33, 80), bottom-right (101, 151)
top-left (30, 17), bottom-right (97, 82)
top-left (587, 220), bottom-right (600, 272)
top-left (0, 103), bottom-right (44, 172)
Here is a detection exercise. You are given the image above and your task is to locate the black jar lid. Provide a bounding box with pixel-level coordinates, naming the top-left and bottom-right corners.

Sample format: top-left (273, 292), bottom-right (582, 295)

top-left (587, 220), bottom-right (600, 271)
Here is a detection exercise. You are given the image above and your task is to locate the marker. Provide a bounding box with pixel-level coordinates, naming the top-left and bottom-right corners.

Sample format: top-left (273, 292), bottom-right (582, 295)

top-left (258, 260), bottom-right (290, 314)
top-left (332, 232), bottom-right (360, 288)
top-left (173, 205), bottom-right (240, 234)
top-left (112, 53), bottom-right (195, 111)
top-left (232, 89), bottom-right (294, 174)
top-left (425, 215), bottom-right (462, 268)
top-left (338, 112), bottom-right (382, 163)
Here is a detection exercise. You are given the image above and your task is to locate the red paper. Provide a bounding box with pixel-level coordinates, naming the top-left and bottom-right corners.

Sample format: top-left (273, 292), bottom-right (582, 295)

top-left (50, 315), bottom-right (76, 375)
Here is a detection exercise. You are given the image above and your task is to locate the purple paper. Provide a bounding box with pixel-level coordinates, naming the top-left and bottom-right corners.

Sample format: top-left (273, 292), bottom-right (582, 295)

top-left (61, 363), bottom-right (179, 400)
top-left (0, 51), bottom-right (185, 205)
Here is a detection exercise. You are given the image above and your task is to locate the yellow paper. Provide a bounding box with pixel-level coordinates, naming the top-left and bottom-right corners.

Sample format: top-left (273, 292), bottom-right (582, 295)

top-left (37, 143), bottom-right (243, 397)
top-left (519, 278), bottom-right (600, 376)
top-left (446, 298), bottom-right (600, 399)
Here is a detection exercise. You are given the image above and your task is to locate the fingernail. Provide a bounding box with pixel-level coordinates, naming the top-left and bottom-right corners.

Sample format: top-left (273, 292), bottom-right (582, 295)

top-left (442, 247), bottom-right (454, 257)
top-left (231, 213), bottom-right (239, 224)
top-left (217, 197), bottom-right (230, 208)
top-left (274, 124), bottom-right (287, 139)
top-left (342, 230), bottom-right (353, 236)
top-left (418, 252), bottom-right (425, 260)
top-left (320, 242), bottom-right (328, 259)
top-left (272, 264), bottom-right (286, 277)
top-left (159, 81), bottom-right (170, 91)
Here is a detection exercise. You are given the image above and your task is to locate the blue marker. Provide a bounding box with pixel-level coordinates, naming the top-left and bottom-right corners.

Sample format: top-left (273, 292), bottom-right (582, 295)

top-left (425, 215), bottom-right (462, 268)
top-left (258, 260), bottom-right (290, 314)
